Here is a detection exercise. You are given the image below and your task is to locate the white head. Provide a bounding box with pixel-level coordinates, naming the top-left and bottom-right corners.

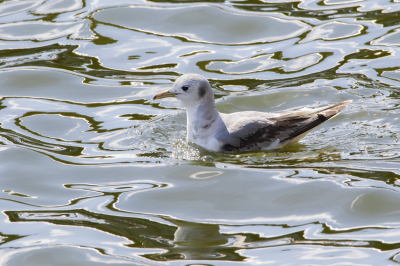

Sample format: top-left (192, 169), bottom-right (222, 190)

top-left (153, 74), bottom-right (214, 107)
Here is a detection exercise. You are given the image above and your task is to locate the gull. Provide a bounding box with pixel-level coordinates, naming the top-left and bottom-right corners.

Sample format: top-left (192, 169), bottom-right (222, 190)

top-left (153, 73), bottom-right (351, 152)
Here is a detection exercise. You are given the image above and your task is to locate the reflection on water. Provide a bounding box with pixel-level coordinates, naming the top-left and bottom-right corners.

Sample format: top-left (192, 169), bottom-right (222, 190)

top-left (7, 210), bottom-right (237, 261)
top-left (0, 209), bottom-right (382, 262)
top-left (1, 0), bottom-right (400, 264)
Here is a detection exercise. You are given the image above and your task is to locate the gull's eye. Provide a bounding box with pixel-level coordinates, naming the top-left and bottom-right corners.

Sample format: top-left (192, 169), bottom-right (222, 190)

top-left (182, 86), bottom-right (189, 92)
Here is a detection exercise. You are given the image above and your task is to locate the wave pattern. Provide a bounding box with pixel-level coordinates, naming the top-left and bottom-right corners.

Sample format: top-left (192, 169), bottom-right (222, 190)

top-left (1, 0), bottom-right (400, 265)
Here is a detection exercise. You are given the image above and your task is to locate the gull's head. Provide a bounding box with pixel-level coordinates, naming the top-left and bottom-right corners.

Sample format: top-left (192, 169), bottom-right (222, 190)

top-left (153, 74), bottom-right (214, 106)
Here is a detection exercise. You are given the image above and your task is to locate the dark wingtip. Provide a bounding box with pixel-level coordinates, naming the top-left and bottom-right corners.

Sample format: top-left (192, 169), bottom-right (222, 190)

top-left (282, 100), bottom-right (353, 143)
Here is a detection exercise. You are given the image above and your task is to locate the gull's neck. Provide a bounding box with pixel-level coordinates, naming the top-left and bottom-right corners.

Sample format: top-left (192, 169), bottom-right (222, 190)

top-left (184, 100), bottom-right (225, 143)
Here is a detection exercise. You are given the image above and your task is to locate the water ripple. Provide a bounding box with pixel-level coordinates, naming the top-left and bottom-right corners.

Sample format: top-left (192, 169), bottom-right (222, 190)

top-left (0, 0), bottom-right (400, 264)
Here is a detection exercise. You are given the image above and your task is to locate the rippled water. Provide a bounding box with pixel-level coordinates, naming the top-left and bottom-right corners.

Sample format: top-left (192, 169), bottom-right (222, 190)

top-left (1, 0), bottom-right (400, 264)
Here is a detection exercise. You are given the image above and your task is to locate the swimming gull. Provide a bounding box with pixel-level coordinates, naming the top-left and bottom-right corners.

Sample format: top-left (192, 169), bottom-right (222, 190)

top-left (153, 73), bottom-right (352, 152)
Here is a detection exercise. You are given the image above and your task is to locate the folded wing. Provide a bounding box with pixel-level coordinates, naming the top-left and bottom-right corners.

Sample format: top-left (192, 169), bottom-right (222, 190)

top-left (219, 100), bottom-right (352, 152)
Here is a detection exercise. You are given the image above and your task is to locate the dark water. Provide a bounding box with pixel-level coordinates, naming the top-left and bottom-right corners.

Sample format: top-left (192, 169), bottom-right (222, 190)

top-left (1, 0), bottom-right (400, 265)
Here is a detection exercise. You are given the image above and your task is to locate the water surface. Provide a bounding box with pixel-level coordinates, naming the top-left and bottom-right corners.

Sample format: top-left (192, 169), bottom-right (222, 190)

top-left (1, 0), bottom-right (400, 265)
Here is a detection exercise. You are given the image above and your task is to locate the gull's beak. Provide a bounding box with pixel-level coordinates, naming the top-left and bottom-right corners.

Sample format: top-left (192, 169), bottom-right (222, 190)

top-left (153, 89), bottom-right (177, 100)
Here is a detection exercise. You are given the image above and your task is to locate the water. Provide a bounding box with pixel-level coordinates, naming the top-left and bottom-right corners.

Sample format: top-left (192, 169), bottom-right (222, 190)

top-left (1, 0), bottom-right (400, 264)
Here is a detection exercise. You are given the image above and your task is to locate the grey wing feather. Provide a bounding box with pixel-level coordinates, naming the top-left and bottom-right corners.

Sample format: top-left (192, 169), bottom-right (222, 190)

top-left (219, 100), bottom-right (352, 151)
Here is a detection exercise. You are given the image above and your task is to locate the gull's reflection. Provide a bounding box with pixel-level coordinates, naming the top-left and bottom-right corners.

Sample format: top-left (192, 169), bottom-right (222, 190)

top-left (5, 210), bottom-right (244, 261)
top-left (5, 210), bottom-right (372, 261)
top-left (166, 218), bottom-right (229, 260)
